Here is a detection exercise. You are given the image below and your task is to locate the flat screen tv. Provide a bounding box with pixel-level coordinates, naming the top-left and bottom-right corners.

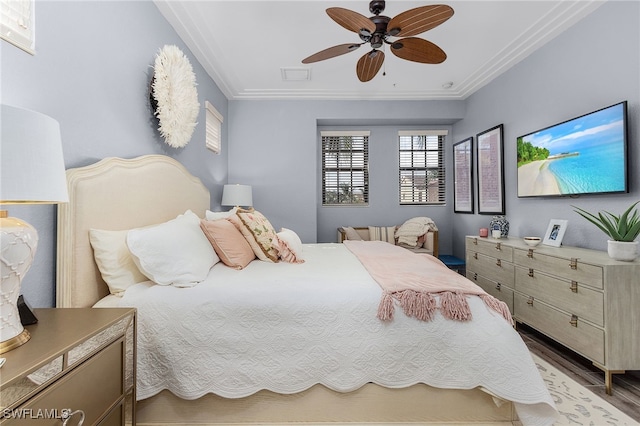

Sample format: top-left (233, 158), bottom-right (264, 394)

top-left (517, 101), bottom-right (628, 198)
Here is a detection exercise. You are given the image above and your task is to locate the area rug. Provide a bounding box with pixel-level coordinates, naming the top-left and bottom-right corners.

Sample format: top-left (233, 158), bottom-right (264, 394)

top-left (533, 354), bottom-right (639, 425)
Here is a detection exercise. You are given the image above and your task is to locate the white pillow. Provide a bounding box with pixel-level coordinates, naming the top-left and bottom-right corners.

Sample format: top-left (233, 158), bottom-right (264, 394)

top-left (205, 207), bottom-right (237, 221)
top-left (126, 210), bottom-right (219, 286)
top-left (89, 229), bottom-right (149, 296)
top-left (274, 228), bottom-right (304, 263)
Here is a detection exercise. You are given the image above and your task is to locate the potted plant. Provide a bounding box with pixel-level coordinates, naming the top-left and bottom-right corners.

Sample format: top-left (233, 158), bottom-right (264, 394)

top-left (573, 201), bottom-right (640, 261)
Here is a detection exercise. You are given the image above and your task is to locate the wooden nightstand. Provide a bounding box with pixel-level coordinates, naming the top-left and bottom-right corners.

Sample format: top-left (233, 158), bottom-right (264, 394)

top-left (0, 308), bottom-right (136, 425)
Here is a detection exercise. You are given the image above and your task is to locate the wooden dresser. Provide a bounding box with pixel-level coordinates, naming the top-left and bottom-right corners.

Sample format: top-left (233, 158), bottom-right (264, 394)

top-left (0, 308), bottom-right (136, 425)
top-left (465, 236), bottom-right (640, 394)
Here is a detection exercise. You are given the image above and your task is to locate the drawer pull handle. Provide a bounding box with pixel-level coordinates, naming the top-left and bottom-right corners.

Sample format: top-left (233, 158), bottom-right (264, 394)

top-left (496, 259), bottom-right (502, 267)
top-left (570, 314), bottom-right (578, 327)
top-left (473, 273), bottom-right (478, 281)
top-left (527, 296), bottom-right (534, 306)
top-left (528, 268), bottom-right (534, 278)
top-left (473, 238), bottom-right (478, 245)
top-left (570, 281), bottom-right (578, 293)
top-left (527, 248), bottom-right (534, 258)
top-left (570, 258), bottom-right (578, 270)
top-left (474, 252), bottom-right (478, 260)
top-left (495, 283), bottom-right (501, 291)
top-left (495, 242), bottom-right (502, 251)
top-left (62, 409), bottom-right (86, 426)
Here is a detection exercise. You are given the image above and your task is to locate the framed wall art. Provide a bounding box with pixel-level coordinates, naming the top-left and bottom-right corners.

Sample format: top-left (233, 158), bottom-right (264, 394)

top-left (476, 124), bottom-right (505, 214)
top-left (453, 137), bottom-right (474, 213)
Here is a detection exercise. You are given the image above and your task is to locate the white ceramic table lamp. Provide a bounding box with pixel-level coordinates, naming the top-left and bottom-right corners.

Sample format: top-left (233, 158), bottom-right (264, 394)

top-left (221, 184), bottom-right (252, 208)
top-left (0, 105), bottom-right (69, 353)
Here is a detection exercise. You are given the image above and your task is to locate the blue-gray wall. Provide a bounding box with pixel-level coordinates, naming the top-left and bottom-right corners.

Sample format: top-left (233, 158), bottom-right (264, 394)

top-left (1, 1), bottom-right (228, 307)
top-left (450, 0), bottom-right (639, 257)
top-left (227, 100), bottom-right (465, 253)
top-left (3, 1), bottom-right (638, 308)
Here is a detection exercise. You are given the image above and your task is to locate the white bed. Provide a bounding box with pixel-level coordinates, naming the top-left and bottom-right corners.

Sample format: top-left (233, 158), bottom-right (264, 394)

top-left (56, 155), bottom-right (556, 425)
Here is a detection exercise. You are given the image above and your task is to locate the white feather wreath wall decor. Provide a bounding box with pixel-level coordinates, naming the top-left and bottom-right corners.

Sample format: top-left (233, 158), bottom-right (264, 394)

top-left (151, 45), bottom-right (199, 148)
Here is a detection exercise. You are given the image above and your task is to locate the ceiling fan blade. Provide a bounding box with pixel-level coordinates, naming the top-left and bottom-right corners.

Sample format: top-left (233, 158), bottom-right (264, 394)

top-left (327, 7), bottom-right (376, 35)
top-left (391, 37), bottom-right (447, 64)
top-left (387, 5), bottom-right (454, 37)
top-left (356, 50), bottom-right (385, 82)
top-left (302, 43), bottom-right (361, 64)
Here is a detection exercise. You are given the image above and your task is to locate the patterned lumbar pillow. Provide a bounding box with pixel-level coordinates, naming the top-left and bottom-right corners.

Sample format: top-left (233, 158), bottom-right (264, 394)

top-left (368, 226), bottom-right (396, 244)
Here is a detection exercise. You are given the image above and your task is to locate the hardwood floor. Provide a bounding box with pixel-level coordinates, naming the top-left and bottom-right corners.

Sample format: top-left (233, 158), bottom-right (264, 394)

top-left (518, 322), bottom-right (640, 423)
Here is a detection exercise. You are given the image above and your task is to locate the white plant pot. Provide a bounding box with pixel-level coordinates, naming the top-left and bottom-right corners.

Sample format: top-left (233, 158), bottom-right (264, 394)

top-left (607, 240), bottom-right (639, 261)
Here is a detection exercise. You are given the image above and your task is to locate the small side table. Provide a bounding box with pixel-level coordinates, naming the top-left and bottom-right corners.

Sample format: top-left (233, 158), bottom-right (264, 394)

top-left (0, 308), bottom-right (136, 425)
top-left (438, 255), bottom-right (466, 275)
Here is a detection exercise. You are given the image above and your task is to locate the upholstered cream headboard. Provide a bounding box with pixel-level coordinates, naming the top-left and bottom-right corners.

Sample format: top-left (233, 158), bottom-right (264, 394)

top-left (56, 155), bottom-right (210, 308)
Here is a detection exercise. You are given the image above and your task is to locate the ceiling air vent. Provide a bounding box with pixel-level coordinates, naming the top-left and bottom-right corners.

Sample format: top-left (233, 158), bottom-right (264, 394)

top-left (281, 67), bottom-right (311, 81)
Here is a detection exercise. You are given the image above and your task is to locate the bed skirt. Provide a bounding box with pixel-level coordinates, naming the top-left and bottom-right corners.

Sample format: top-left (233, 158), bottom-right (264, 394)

top-left (135, 383), bottom-right (516, 425)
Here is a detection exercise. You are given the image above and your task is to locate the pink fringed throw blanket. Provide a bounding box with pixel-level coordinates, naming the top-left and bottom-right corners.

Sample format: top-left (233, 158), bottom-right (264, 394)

top-left (343, 240), bottom-right (513, 324)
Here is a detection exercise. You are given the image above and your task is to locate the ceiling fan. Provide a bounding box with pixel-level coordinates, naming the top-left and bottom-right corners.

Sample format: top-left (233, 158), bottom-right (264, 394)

top-left (302, 1), bottom-right (454, 82)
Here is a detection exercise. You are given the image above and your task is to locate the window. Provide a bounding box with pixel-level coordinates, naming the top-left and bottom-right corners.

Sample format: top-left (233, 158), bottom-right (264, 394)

top-left (205, 101), bottom-right (223, 154)
top-left (321, 131), bottom-right (369, 205)
top-left (399, 130), bottom-right (447, 205)
top-left (1, 0), bottom-right (34, 54)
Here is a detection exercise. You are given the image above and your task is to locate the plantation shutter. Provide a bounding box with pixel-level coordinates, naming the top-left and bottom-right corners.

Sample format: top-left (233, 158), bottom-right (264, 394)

top-left (321, 131), bottom-right (369, 206)
top-left (398, 130), bottom-right (447, 205)
top-left (205, 101), bottom-right (223, 154)
top-left (1, 0), bottom-right (35, 54)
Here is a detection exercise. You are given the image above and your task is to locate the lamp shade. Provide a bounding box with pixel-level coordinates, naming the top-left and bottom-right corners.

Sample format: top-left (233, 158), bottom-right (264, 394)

top-left (1, 105), bottom-right (69, 204)
top-left (221, 184), bottom-right (252, 207)
top-left (0, 105), bottom-right (68, 353)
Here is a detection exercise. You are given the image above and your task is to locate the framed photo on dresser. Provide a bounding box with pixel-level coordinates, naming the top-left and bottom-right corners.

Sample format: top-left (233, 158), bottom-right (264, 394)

top-left (543, 219), bottom-right (568, 247)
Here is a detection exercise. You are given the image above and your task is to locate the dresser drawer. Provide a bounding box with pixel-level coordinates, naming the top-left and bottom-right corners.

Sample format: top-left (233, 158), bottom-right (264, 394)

top-left (12, 339), bottom-right (124, 426)
top-left (466, 252), bottom-right (515, 287)
top-left (466, 237), bottom-right (513, 262)
top-left (514, 266), bottom-right (604, 326)
top-left (514, 293), bottom-right (604, 364)
top-left (467, 271), bottom-right (514, 314)
top-left (99, 400), bottom-right (124, 426)
top-left (513, 248), bottom-right (603, 289)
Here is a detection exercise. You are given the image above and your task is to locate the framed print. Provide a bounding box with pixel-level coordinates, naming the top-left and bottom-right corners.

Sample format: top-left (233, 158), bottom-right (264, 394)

top-left (453, 137), bottom-right (474, 213)
top-left (477, 124), bottom-right (505, 214)
top-left (543, 219), bottom-right (568, 247)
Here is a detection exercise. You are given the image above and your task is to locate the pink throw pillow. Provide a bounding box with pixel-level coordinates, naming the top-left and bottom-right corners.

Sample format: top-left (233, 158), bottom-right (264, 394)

top-left (200, 219), bottom-right (256, 269)
top-left (273, 228), bottom-right (304, 263)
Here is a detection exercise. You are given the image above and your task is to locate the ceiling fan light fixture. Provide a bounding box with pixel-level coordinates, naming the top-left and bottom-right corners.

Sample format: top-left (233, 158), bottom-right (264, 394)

top-left (388, 27), bottom-right (401, 37)
top-left (370, 34), bottom-right (383, 49)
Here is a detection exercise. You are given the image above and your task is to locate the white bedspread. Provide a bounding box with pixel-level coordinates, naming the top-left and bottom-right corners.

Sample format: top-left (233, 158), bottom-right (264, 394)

top-left (116, 243), bottom-right (557, 425)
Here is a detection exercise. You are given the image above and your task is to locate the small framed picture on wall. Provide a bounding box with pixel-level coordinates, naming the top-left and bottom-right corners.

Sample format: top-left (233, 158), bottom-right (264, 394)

top-left (476, 124), bottom-right (505, 215)
top-left (453, 137), bottom-right (474, 213)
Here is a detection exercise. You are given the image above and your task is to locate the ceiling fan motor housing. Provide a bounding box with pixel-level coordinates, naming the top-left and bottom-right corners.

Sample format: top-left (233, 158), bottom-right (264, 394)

top-left (360, 14), bottom-right (391, 48)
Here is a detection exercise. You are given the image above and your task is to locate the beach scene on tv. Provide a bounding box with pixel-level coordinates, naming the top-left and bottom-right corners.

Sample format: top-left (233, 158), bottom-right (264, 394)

top-left (517, 103), bottom-right (626, 197)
